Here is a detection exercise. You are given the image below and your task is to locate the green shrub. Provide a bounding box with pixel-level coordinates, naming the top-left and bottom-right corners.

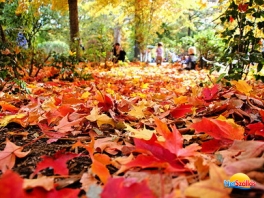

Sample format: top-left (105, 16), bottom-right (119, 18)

top-left (37, 41), bottom-right (70, 55)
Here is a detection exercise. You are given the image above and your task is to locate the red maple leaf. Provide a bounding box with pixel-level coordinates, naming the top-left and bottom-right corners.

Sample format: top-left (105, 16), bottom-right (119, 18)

top-left (155, 118), bottom-right (200, 157)
top-left (201, 139), bottom-right (232, 154)
top-left (238, 3), bottom-right (248, 12)
top-left (170, 104), bottom-right (193, 119)
top-left (101, 177), bottom-right (156, 198)
top-left (33, 150), bottom-right (79, 176)
top-left (202, 84), bottom-right (219, 101)
top-left (0, 170), bottom-right (25, 198)
top-left (259, 109), bottom-right (264, 121)
top-left (128, 134), bottom-right (187, 172)
top-left (25, 187), bottom-right (80, 198)
top-left (94, 92), bottom-right (114, 112)
top-left (247, 122), bottom-right (264, 137)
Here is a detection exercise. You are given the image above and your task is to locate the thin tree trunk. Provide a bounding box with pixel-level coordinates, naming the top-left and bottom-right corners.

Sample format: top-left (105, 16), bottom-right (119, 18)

top-left (0, 24), bottom-right (6, 43)
top-left (68, 0), bottom-right (80, 58)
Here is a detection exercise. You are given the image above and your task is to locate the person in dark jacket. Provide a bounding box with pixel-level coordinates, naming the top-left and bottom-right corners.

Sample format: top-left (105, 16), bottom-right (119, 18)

top-left (112, 43), bottom-right (126, 63)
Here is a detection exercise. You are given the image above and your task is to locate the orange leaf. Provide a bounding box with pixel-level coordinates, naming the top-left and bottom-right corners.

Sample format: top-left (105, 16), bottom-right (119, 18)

top-left (91, 160), bottom-right (111, 184)
top-left (231, 80), bottom-right (252, 96)
top-left (86, 135), bottom-right (111, 184)
top-left (0, 139), bottom-right (30, 173)
top-left (190, 117), bottom-right (244, 140)
top-left (0, 101), bottom-right (19, 113)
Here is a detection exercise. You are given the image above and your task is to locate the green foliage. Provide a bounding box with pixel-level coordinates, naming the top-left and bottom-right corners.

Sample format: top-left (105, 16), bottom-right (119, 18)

top-left (194, 30), bottom-right (225, 61)
top-left (81, 21), bottom-right (113, 62)
top-left (217, 0), bottom-right (264, 80)
top-left (37, 41), bottom-right (70, 55)
top-left (50, 52), bottom-right (92, 81)
top-left (0, 43), bottom-right (26, 78)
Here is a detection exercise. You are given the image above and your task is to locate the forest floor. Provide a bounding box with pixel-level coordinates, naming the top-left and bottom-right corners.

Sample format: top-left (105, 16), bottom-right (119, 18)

top-left (1, 62), bottom-right (264, 198)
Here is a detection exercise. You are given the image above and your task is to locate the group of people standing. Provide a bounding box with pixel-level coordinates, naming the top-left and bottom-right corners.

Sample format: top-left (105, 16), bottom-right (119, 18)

top-left (110, 41), bottom-right (197, 70)
top-left (154, 42), bottom-right (197, 70)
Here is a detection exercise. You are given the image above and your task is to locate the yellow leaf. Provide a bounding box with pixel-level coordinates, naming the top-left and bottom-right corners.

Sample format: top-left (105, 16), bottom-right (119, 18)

top-left (86, 106), bottom-right (115, 127)
top-left (141, 83), bottom-right (149, 89)
top-left (173, 96), bottom-right (188, 105)
top-left (231, 80), bottom-right (252, 96)
top-left (80, 91), bottom-right (91, 99)
top-left (127, 105), bottom-right (145, 119)
top-left (185, 163), bottom-right (232, 198)
top-left (41, 97), bottom-right (57, 111)
top-left (96, 114), bottom-right (115, 127)
top-left (124, 123), bottom-right (155, 140)
top-left (0, 113), bottom-right (27, 127)
top-left (86, 106), bottom-right (101, 122)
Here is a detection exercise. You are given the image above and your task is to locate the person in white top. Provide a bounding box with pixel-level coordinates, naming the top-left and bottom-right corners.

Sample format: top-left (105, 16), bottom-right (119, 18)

top-left (156, 42), bottom-right (163, 65)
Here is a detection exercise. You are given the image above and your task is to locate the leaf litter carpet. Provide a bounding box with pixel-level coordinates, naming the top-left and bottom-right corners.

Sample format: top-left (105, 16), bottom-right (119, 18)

top-left (1, 62), bottom-right (264, 198)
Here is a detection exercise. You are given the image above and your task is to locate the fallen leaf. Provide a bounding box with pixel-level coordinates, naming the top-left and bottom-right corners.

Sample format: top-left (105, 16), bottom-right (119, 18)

top-left (0, 113), bottom-right (27, 127)
top-left (247, 122), bottom-right (264, 137)
top-left (0, 101), bottom-right (19, 113)
top-left (185, 163), bottom-right (232, 198)
top-left (80, 172), bottom-right (98, 192)
top-left (0, 139), bottom-right (30, 173)
top-left (200, 139), bottom-right (232, 154)
top-left (33, 150), bottom-right (79, 176)
top-left (54, 114), bottom-right (84, 133)
top-left (170, 104), bottom-right (193, 119)
top-left (190, 116), bottom-right (244, 140)
top-left (155, 118), bottom-right (200, 157)
top-left (231, 80), bottom-right (252, 96)
top-left (23, 176), bottom-right (54, 191)
top-left (85, 136), bottom-right (111, 184)
top-left (0, 170), bottom-right (25, 197)
top-left (101, 177), bottom-right (156, 198)
top-left (202, 84), bottom-right (219, 101)
top-left (128, 105), bottom-right (146, 119)
top-left (124, 123), bottom-right (155, 140)
top-left (26, 186), bottom-right (80, 198)
top-left (86, 106), bottom-right (115, 127)
top-left (94, 92), bottom-right (113, 112)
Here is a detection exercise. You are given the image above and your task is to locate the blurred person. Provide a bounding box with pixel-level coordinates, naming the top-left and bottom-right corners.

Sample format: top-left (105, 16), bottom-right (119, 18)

top-left (112, 43), bottom-right (126, 63)
top-left (183, 46), bottom-right (197, 70)
top-left (156, 42), bottom-right (163, 65)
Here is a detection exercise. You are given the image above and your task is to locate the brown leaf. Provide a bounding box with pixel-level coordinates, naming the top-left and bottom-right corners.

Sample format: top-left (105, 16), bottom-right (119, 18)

top-left (23, 176), bottom-right (54, 191)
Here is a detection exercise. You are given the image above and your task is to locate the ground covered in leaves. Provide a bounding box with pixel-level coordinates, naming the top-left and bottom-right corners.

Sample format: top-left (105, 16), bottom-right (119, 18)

top-left (1, 62), bottom-right (264, 198)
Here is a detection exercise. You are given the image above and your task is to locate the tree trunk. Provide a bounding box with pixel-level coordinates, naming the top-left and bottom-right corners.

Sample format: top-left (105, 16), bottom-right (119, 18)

top-left (114, 26), bottom-right (121, 44)
top-left (134, 40), bottom-right (140, 60)
top-left (0, 24), bottom-right (6, 43)
top-left (188, 13), bottom-right (191, 36)
top-left (68, 0), bottom-right (80, 58)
